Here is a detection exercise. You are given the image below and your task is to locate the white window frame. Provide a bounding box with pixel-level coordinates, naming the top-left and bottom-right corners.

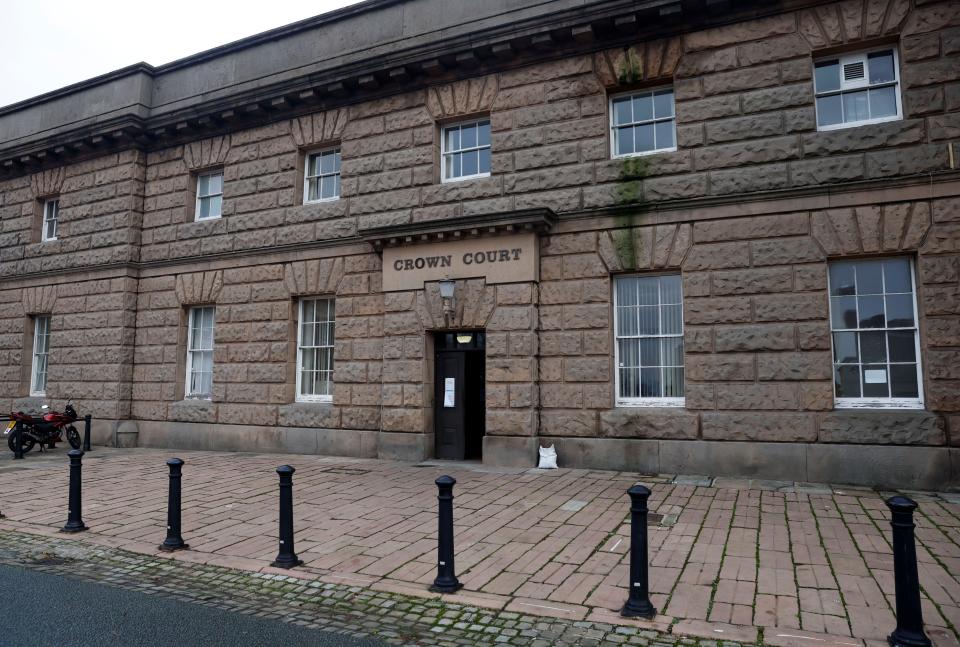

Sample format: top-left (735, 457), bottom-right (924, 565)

top-left (296, 298), bottom-right (335, 403)
top-left (613, 274), bottom-right (685, 408)
top-left (30, 315), bottom-right (50, 397)
top-left (194, 170), bottom-right (223, 221)
top-left (303, 148), bottom-right (341, 204)
top-left (609, 87), bottom-right (677, 160)
top-left (441, 118), bottom-right (491, 183)
top-left (41, 199), bottom-right (59, 242)
top-left (185, 306), bottom-right (215, 400)
top-left (828, 257), bottom-right (923, 410)
top-left (814, 47), bottom-right (903, 132)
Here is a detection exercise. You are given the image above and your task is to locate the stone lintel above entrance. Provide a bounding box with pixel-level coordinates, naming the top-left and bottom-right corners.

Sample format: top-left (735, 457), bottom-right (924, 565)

top-left (359, 208), bottom-right (557, 251)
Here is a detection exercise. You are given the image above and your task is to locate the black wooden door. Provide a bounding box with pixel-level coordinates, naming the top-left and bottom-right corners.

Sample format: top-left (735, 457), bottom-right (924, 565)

top-left (435, 351), bottom-right (467, 460)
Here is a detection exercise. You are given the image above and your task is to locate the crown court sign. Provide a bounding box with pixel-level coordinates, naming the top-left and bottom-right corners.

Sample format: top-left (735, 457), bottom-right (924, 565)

top-left (381, 233), bottom-right (539, 291)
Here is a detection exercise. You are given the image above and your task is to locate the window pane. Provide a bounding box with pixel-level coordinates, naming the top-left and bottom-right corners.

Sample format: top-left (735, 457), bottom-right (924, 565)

top-left (890, 365), bottom-right (919, 398)
top-left (198, 197), bottom-right (210, 219)
top-left (478, 148), bottom-right (491, 174)
top-left (835, 365), bottom-right (861, 397)
top-left (321, 177), bottom-right (335, 200)
top-left (862, 365), bottom-right (889, 397)
top-left (661, 304), bottom-right (682, 335)
top-left (829, 262), bottom-right (856, 296)
top-left (639, 338), bottom-right (660, 367)
top-left (859, 330), bottom-right (886, 363)
top-left (478, 121), bottom-right (491, 147)
top-left (856, 261), bottom-right (883, 294)
top-left (654, 121), bottom-right (675, 150)
top-left (445, 126), bottom-right (460, 152)
top-left (660, 275), bottom-right (682, 304)
top-left (869, 86), bottom-right (898, 119)
top-left (833, 331), bottom-right (859, 363)
top-left (885, 294), bottom-right (914, 328)
top-left (843, 90), bottom-right (870, 123)
top-left (815, 60), bottom-right (841, 92)
top-left (635, 123), bottom-right (655, 153)
top-left (817, 94), bottom-right (843, 127)
top-left (616, 278), bottom-right (639, 307)
top-left (662, 337), bottom-right (683, 366)
top-left (633, 94), bottom-right (653, 122)
top-left (637, 279), bottom-right (658, 306)
top-left (831, 296), bottom-right (858, 329)
top-left (868, 51), bottom-right (895, 84)
top-left (619, 338), bottom-right (639, 367)
top-left (208, 195), bottom-right (222, 218)
top-left (662, 367), bottom-right (684, 398)
top-left (320, 152), bottom-right (335, 174)
top-left (616, 126), bottom-right (634, 155)
top-left (461, 123), bottom-right (477, 148)
top-left (198, 174), bottom-right (210, 195)
top-left (640, 367), bottom-right (660, 397)
top-left (307, 178), bottom-right (319, 202)
top-left (638, 306), bottom-right (659, 335)
top-left (883, 258), bottom-right (912, 293)
top-left (653, 90), bottom-right (674, 118)
top-left (857, 295), bottom-right (885, 328)
top-left (620, 368), bottom-right (639, 398)
top-left (462, 150), bottom-right (479, 176)
top-left (208, 173), bottom-right (222, 195)
top-left (888, 330), bottom-right (916, 363)
top-left (613, 97), bottom-right (632, 126)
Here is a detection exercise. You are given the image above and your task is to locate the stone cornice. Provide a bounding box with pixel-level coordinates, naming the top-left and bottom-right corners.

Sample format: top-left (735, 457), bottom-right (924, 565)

top-left (0, 0), bottom-right (841, 179)
top-left (360, 208), bottom-right (558, 250)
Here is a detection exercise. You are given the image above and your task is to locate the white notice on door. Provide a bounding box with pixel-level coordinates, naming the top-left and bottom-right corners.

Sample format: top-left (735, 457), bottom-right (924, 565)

top-left (443, 377), bottom-right (455, 407)
top-left (864, 369), bottom-right (887, 384)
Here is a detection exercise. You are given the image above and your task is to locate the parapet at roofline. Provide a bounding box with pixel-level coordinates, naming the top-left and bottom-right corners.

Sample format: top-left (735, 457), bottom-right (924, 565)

top-left (0, 0), bottom-right (831, 178)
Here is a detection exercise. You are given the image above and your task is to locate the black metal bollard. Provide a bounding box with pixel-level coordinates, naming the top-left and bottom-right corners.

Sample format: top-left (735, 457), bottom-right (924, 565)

top-left (82, 415), bottom-right (91, 452)
top-left (13, 422), bottom-right (24, 460)
top-left (621, 484), bottom-right (657, 619)
top-left (429, 475), bottom-right (462, 593)
top-left (159, 458), bottom-right (188, 551)
top-left (62, 450), bottom-right (87, 533)
top-left (887, 496), bottom-right (931, 647)
top-left (270, 465), bottom-right (302, 568)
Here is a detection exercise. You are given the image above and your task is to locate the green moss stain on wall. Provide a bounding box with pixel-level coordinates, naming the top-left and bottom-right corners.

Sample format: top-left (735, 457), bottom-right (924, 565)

top-left (611, 156), bottom-right (652, 270)
top-left (617, 48), bottom-right (644, 85)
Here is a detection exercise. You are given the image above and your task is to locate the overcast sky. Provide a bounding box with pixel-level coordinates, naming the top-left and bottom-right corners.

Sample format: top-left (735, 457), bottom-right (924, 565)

top-left (2, 0), bottom-right (362, 108)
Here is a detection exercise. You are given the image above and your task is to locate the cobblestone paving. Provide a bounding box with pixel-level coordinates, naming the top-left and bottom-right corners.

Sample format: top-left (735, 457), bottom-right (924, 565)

top-left (1, 448), bottom-right (960, 646)
top-left (0, 530), bottom-right (729, 647)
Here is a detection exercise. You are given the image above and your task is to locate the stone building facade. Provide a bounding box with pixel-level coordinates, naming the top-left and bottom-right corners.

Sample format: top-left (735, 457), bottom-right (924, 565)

top-left (0, 0), bottom-right (958, 487)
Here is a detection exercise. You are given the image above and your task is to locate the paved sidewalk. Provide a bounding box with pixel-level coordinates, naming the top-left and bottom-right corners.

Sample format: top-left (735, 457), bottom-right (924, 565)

top-left (1, 447), bottom-right (959, 646)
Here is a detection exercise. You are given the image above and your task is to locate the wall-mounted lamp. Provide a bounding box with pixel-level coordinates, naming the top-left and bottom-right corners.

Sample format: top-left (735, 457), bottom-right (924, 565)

top-left (439, 279), bottom-right (455, 327)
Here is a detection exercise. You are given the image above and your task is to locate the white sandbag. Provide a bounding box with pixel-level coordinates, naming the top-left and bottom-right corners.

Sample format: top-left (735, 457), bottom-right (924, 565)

top-left (537, 444), bottom-right (558, 469)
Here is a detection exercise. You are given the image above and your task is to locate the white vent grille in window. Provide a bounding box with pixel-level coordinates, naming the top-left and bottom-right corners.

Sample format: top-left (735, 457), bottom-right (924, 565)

top-left (843, 61), bottom-right (865, 81)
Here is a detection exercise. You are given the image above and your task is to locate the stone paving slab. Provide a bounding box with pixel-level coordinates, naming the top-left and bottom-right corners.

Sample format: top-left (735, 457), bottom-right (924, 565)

top-left (1, 447), bottom-right (959, 646)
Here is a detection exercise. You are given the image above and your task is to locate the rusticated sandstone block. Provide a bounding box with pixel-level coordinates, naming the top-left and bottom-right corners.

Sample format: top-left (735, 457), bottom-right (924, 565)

top-left (702, 412), bottom-right (816, 441)
top-left (184, 136), bottom-right (232, 171)
top-left (757, 352), bottom-right (832, 381)
top-left (539, 409), bottom-right (596, 437)
top-left (291, 109), bottom-right (348, 147)
top-left (175, 270), bottom-right (223, 305)
top-left (599, 408), bottom-right (699, 439)
top-left (593, 37), bottom-right (682, 87)
top-left (30, 167), bottom-right (66, 197)
top-left (426, 76), bottom-right (498, 118)
top-left (819, 411), bottom-right (945, 445)
top-left (168, 399), bottom-right (218, 424)
top-left (22, 285), bottom-right (57, 314)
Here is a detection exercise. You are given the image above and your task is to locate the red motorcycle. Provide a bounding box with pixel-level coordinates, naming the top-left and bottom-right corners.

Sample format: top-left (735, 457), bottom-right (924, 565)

top-left (5, 402), bottom-right (82, 454)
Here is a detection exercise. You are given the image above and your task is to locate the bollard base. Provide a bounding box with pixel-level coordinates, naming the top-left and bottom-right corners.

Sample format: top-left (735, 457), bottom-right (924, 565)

top-left (270, 555), bottom-right (304, 569)
top-left (621, 598), bottom-right (657, 620)
top-left (159, 541), bottom-right (189, 552)
top-left (429, 580), bottom-right (463, 594)
top-left (61, 523), bottom-right (88, 534)
top-left (888, 629), bottom-right (932, 647)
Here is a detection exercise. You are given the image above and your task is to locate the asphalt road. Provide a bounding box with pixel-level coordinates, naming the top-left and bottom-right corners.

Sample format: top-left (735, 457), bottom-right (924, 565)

top-left (0, 564), bottom-right (389, 647)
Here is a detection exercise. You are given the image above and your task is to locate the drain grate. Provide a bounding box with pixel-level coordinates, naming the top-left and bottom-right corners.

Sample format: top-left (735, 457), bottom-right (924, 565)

top-left (318, 466), bottom-right (371, 476)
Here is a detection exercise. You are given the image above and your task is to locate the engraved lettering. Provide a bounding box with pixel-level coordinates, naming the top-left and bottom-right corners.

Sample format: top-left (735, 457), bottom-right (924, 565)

top-left (511, 248), bottom-right (521, 260)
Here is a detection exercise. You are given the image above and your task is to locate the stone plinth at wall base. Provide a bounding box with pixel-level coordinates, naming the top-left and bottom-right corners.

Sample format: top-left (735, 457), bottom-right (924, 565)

top-left (114, 421), bottom-right (139, 448)
top-left (483, 436), bottom-right (538, 468)
top-left (511, 438), bottom-right (959, 490)
top-left (378, 431), bottom-right (432, 462)
top-left (135, 420), bottom-right (378, 458)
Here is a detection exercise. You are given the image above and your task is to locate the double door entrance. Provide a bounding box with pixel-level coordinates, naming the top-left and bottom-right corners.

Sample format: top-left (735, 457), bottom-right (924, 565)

top-left (434, 331), bottom-right (485, 460)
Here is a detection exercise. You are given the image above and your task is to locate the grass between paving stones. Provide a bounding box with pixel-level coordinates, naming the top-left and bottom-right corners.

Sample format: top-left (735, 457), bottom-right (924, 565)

top-left (0, 529), bottom-right (752, 647)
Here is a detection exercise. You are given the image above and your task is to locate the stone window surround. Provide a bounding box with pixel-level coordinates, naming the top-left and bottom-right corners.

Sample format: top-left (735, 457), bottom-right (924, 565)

top-left (827, 255), bottom-right (924, 411)
top-left (612, 271), bottom-right (685, 409)
top-left (31, 196), bottom-right (60, 244)
top-left (608, 84), bottom-right (678, 160)
top-left (178, 305), bottom-right (216, 401)
top-left (813, 44), bottom-right (903, 132)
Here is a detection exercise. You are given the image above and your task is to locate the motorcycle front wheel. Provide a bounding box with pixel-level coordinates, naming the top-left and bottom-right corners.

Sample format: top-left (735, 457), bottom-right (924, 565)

top-left (7, 431), bottom-right (36, 454)
top-left (65, 425), bottom-right (81, 450)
